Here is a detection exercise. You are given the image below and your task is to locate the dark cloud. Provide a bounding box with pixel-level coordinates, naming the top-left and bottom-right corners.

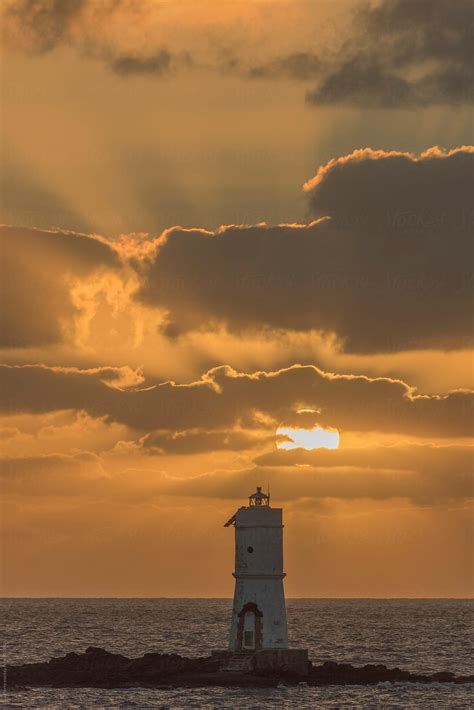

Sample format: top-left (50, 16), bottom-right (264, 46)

top-left (248, 52), bottom-right (321, 80)
top-left (304, 146), bottom-right (473, 228)
top-left (2, 148), bottom-right (472, 354)
top-left (1, 363), bottom-right (472, 440)
top-left (3, 0), bottom-right (472, 107)
top-left (3, 0), bottom-right (86, 54)
top-left (306, 60), bottom-right (474, 109)
top-left (110, 50), bottom-right (194, 78)
top-left (142, 428), bottom-right (273, 455)
top-left (359, 0), bottom-right (473, 66)
top-left (0, 227), bottom-right (119, 348)
top-left (306, 60), bottom-right (421, 108)
top-left (307, 0), bottom-right (474, 107)
top-left (2, 0), bottom-right (183, 78)
top-left (137, 147), bottom-right (473, 353)
top-left (110, 50), bottom-right (172, 77)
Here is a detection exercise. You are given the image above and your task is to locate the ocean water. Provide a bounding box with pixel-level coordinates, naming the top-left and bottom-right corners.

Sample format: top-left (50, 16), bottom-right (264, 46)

top-left (2, 598), bottom-right (473, 708)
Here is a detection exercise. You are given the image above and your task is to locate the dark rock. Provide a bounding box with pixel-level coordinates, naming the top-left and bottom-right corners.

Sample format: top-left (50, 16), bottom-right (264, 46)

top-left (431, 671), bottom-right (455, 682)
top-left (6, 648), bottom-right (473, 689)
top-left (6, 647), bottom-right (217, 689)
top-left (307, 661), bottom-right (472, 687)
top-left (456, 675), bottom-right (474, 684)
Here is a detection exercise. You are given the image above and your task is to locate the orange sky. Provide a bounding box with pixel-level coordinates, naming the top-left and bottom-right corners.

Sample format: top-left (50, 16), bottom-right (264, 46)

top-left (1, 0), bottom-right (473, 597)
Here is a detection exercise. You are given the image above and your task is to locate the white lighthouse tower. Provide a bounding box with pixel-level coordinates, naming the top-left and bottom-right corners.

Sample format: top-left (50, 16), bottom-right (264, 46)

top-left (225, 487), bottom-right (288, 651)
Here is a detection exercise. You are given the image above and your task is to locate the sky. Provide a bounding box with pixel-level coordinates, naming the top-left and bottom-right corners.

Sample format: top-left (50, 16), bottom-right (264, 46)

top-left (1, 0), bottom-right (473, 598)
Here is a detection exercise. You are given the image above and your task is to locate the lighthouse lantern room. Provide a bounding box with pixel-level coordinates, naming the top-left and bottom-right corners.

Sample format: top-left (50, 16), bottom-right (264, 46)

top-left (225, 487), bottom-right (289, 651)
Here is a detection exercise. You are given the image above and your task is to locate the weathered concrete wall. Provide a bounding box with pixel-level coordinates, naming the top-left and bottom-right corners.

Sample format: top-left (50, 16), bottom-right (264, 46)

top-left (229, 577), bottom-right (288, 649)
top-left (234, 507), bottom-right (283, 577)
top-left (228, 505), bottom-right (288, 650)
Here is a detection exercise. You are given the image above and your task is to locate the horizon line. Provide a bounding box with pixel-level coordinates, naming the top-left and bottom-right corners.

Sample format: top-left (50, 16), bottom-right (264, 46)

top-left (2, 596), bottom-right (473, 601)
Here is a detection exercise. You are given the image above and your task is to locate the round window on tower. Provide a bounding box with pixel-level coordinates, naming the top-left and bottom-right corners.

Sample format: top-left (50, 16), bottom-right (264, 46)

top-left (247, 546), bottom-right (254, 553)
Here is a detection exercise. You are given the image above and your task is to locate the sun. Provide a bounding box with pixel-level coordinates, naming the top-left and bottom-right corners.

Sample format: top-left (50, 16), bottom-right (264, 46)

top-left (276, 425), bottom-right (339, 450)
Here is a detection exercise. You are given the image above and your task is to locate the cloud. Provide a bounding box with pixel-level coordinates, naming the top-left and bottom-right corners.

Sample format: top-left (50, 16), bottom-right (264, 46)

top-left (160, 446), bottom-right (474, 505)
top-left (5, 441), bottom-right (471, 506)
top-left (141, 428), bottom-right (274, 455)
top-left (3, 0), bottom-right (472, 109)
top-left (136, 147), bottom-right (473, 353)
top-left (242, 0), bottom-right (474, 108)
top-left (0, 226), bottom-right (120, 348)
top-left (255, 442), bottom-right (474, 475)
top-left (2, 0), bottom-right (181, 75)
top-left (307, 60), bottom-right (473, 108)
top-left (110, 50), bottom-right (173, 77)
top-left (304, 146), bottom-right (473, 227)
top-left (2, 0), bottom-right (87, 54)
top-left (306, 0), bottom-right (474, 107)
top-left (2, 147), bottom-right (472, 355)
top-left (248, 52), bottom-right (321, 80)
top-left (110, 50), bottom-right (193, 77)
top-left (0, 409), bottom-right (134, 457)
top-left (1, 363), bottom-right (472, 440)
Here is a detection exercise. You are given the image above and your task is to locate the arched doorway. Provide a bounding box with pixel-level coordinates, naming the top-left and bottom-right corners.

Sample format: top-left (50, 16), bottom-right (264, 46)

top-left (236, 602), bottom-right (263, 650)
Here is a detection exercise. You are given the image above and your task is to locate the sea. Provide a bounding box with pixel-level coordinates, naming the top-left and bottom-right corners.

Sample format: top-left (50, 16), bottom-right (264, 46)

top-left (2, 598), bottom-right (473, 709)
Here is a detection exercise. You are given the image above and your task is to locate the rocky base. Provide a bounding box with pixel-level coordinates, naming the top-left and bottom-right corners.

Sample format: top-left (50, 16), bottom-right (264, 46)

top-left (6, 647), bottom-right (473, 689)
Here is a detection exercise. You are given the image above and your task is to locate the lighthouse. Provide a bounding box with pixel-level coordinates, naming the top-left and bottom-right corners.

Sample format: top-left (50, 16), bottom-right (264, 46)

top-left (224, 486), bottom-right (288, 651)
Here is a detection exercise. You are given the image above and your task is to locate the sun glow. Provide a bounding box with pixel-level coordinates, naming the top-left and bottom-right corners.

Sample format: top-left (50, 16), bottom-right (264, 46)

top-left (276, 425), bottom-right (340, 450)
